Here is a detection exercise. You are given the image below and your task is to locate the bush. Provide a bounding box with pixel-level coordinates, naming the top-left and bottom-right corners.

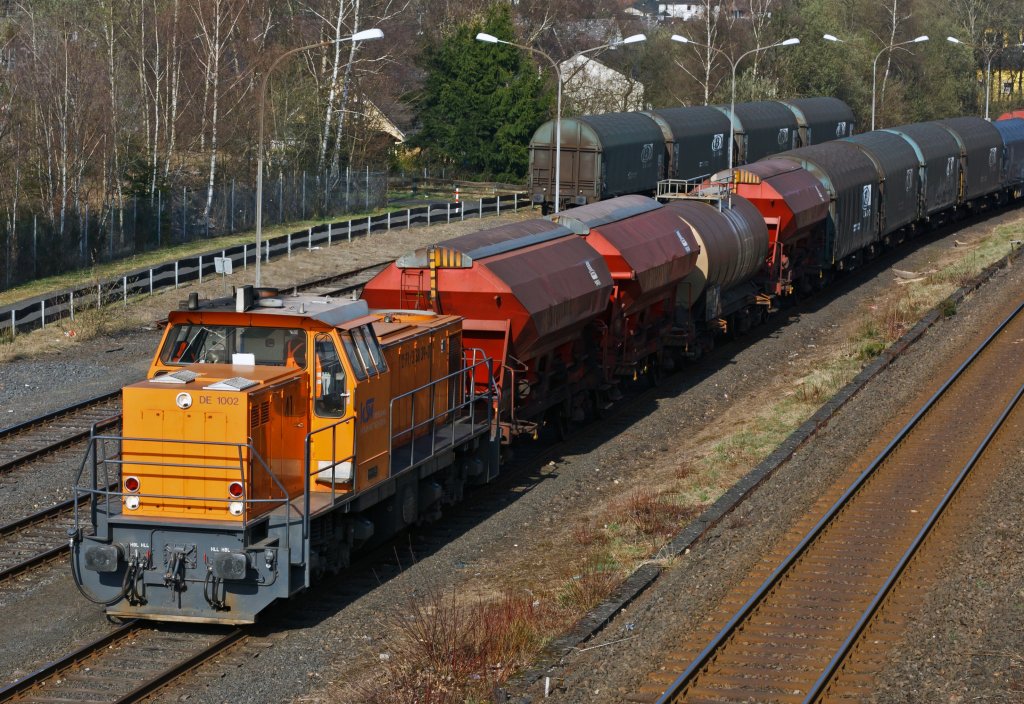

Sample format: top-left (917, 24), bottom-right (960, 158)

top-left (350, 591), bottom-right (562, 704)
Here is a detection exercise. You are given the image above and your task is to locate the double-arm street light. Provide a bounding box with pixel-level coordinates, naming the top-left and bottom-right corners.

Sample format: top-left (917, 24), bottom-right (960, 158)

top-left (255, 28), bottom-right (384, 287)
top-left (476, 31), bottom-right (646, 214)
top-left (945, 36), bottom-right (1020, 121)
top-left (824, 33), bottom-right (928, 130)
top-left (670, 35), bottom-right (800, 178)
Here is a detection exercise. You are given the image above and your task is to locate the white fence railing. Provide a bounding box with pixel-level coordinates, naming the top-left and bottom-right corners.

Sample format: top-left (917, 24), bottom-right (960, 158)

top-left (1, 194), bottom-right (528, 337)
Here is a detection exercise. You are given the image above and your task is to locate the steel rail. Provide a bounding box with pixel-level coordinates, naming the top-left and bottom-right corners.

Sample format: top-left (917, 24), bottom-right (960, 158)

top-left (112, 628), bottom-right (246, 704)
top-left (0, 391), bottom-right (121, 440)
top-left (0, 497), bottom-right (80, 538)
top-left (0, 621), bottom-right (142, 701)
top-left (655, 299), bottom-right (1024, 703)
top-left (0, 394), bottom-right (122, 474)
top-left (0, 621), bottom-right (246, 703)
top-left (0, 544), bottom-right (67, 583)
top-left (0, 496), bottom-right (84, 582)
top-left (285, 259), bottom-right (391, 293)
top-left (805, 376), bottom-right (1024, 701)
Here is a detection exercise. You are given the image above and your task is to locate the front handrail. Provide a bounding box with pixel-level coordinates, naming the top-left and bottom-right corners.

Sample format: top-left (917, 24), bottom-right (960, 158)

top-left (72, 432), bottom-right (297, 544)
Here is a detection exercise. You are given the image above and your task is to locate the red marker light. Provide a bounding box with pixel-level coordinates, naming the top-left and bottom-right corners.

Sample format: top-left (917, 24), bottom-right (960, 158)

top-left (124, 476), bottom-right (140, 493)
top-left (228, 481), bottom-right (244, 498)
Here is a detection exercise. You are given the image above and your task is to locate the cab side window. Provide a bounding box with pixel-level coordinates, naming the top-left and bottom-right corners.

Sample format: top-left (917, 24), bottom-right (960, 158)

top-left (314, 334), bottom-right (347, 418)
top-left (341, 326), bottom-right (387, 379)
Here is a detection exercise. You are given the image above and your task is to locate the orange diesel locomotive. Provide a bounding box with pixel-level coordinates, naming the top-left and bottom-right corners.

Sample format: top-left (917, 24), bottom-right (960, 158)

top-left (70, 288), bottom-right (499, 623)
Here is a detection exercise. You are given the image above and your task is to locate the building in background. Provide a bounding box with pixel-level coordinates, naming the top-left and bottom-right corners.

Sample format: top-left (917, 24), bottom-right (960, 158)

top-left (560, 54), bottom-right (646, 114)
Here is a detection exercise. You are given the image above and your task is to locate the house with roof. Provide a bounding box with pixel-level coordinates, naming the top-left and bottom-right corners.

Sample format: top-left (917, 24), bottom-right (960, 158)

top-left (626, 0), bottom-right (751, 20)
top-left (560, 54), bottom-right (646, 114)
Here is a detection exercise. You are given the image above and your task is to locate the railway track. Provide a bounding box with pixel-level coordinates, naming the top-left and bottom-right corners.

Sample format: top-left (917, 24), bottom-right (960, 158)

top-left (0, 395), bottom-right (122, 475)
top-left (0, 499), bottom-right (81, 582)
top-left (0, 621), bottom-right (245, 703)
top-left (642, 301), bottom-right (1024, 703)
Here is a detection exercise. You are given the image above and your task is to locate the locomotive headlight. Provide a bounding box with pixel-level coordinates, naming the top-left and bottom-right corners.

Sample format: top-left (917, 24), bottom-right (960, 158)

top-left (124, 495), bottom-right (140, 510)
top-left (228, 501), bottom-right (244, 516)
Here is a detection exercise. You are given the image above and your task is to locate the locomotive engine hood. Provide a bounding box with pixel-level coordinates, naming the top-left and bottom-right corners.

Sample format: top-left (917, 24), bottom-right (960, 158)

top-left (120, 364), bottom-right (307, 521)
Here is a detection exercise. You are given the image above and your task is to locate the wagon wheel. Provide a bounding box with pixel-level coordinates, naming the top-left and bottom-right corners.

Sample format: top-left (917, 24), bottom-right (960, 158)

top-left (540, 403), bottom-right (569, 442)
top-left (589, 389), bottom-right (605, 421)
top-left (645, 355), bottom-right (662, 388)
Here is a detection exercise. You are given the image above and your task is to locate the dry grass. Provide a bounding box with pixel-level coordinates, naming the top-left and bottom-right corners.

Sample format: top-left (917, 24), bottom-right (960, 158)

top-left (344, 591), bottom-right (565, 704)
top-left (616, 488), bottom-right (693, 540)
top-left (794, 363), bottom-right (852, 404)
top-left (0, 290), bottom-right (154, 363)
top-left (556, 559), bottom-right (624, 612)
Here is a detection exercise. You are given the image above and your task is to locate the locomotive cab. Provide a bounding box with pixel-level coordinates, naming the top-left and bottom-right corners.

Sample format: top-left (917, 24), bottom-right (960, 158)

top-left (70, 287), bottom-right (499, 623)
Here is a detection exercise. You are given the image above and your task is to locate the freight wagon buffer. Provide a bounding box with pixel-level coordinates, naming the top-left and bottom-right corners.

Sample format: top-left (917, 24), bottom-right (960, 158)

top-left (362, 219), bottom-right (615, 440)
top-left (70, 290), bottom-right (500, 623)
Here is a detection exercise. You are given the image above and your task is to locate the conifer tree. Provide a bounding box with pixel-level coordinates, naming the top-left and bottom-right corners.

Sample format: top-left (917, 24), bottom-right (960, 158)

top-left (411, 4), bottom-right (552, 180)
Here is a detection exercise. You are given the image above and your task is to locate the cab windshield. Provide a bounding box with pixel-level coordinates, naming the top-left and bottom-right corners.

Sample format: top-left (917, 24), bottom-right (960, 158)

top-left (160, 324), bottom-right (307, 368)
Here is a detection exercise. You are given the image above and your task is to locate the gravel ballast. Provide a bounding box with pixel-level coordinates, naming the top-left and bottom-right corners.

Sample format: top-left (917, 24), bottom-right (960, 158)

top-left (0, 206), bottom-right (1022, 703)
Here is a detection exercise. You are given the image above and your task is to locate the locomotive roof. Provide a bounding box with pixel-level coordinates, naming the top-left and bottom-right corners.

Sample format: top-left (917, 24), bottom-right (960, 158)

top-left (172, 289), bottom-right (369, 328)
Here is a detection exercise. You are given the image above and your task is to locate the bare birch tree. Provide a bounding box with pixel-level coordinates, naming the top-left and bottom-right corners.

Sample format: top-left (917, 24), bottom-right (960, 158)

top-left (877, 0), bottom-right (911, 121)
top-left (672, 0), bottom-right (730, 105)
top-left (746, 0), bottom-right (775, 91)
top-left (191, 0), bottom-right (245, 219)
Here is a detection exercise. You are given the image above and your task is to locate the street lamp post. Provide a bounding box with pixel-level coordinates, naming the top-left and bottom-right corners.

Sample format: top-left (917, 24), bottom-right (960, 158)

top-left (476, 32), bottom-right (646, 214)
top-left (947, 36), bottom-right (998, 120)
top-left (670, 35), bottom-right (800, 178)
top-left (825, 33), bottom-right (928, 130)
top-left (255, 28), bottom-right (384, 287)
